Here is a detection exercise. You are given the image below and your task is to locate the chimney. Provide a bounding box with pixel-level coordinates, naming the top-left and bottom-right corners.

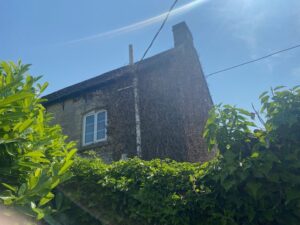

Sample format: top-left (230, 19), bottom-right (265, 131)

top-left (172, 22), bottom-right (193, 47)
top-left (129, 44), bottom-right (134, 65)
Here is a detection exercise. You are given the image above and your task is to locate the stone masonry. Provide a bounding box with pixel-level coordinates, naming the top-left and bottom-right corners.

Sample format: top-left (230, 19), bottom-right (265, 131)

top-left (43, 22), bottom-right (214, 163)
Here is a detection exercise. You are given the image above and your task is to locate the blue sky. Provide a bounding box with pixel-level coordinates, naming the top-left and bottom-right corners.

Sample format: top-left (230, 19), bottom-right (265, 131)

top-left (1, 0), bottom-right (300, 112)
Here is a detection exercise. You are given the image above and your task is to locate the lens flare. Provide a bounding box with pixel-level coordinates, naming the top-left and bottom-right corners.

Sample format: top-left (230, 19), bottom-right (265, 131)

top-left (66, 0), bottom-right (209, 44)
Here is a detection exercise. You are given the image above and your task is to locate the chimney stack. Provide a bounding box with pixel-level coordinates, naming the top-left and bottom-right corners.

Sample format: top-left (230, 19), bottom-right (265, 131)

top-left (172, 22), bottom-right (193, 47)
top-left (129, 44), bottom-right (134, 65)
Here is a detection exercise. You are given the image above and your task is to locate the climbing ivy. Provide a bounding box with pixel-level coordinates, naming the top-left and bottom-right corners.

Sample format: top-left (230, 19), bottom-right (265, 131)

top-left (51, 85), bottom-right (300, 225)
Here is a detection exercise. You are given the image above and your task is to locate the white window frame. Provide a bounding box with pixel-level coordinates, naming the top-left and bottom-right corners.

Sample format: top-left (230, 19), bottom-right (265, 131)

top-left (82, 110), bottom-right (107, 146)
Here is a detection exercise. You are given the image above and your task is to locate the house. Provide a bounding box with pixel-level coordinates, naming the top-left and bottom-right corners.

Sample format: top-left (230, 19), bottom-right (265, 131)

top-left (43, 22), bottom-right (214, 163)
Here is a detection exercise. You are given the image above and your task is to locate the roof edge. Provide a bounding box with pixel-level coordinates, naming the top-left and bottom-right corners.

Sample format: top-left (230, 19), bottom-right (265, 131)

top-left (43, 47), bottom-right (178, 106)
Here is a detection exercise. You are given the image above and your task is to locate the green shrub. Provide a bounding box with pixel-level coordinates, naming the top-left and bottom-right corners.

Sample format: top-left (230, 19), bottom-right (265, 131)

top-left (56, 85), bottom-right (300, 225)
top-left (0, 61), bottom-right (76, 220)
top-left (202, 86), bottom-right (300, 225)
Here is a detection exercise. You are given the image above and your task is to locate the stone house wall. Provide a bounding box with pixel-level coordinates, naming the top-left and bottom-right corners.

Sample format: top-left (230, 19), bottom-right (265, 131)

top-left (44, 22), bottom-right (214, 163)
top-left (46, 75), bottom-right (137, 162)
top-left (138, 38), bottom-right (213, 162)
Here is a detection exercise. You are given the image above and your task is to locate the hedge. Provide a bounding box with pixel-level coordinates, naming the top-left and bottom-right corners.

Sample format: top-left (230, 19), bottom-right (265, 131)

top-left (49, 86), bottom-right (300, 225)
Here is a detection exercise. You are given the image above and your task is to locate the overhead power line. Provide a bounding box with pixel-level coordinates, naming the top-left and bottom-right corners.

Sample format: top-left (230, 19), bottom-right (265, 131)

top-left (131, 0), bottom-right (179, 159)
top-left (139, 0), bottom-right (179, 62)
top-left (206, 43), bottom-right (300, 78)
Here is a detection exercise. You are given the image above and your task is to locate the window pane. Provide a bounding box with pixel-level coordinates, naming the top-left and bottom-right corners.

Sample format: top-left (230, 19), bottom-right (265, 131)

top-left (85, 115), bottom-right (94, 144)
top-left (97, 120), bottom-right (105, 129)
top-left (97, 111), bottom-right (106, 122)
top-left (86, 115), bottom-right (94, 125)
top-left (97, 129), bottom-right (106, 140)
top-left (96, 111), bottom-right (106, 140)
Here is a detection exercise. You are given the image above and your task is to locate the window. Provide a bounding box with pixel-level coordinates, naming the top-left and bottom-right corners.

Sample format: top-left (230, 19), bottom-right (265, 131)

top-left (83, 110), bottom-right (107, 145)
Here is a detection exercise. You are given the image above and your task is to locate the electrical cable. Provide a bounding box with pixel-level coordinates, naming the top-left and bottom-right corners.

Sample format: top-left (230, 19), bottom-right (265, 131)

top-left (139, 0), bottom-right (179, 62)
top-left (206, 43), bottom-right (300, 78)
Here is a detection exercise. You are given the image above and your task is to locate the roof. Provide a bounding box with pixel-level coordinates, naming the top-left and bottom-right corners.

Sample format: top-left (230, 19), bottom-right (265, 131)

top-left (43, 47), bottom-right (178, 106)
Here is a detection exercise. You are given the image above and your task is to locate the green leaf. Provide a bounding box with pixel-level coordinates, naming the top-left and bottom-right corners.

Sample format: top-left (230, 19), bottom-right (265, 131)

top-left (65, 149), bottom-right (77, 161)
top-left (58, 160), bottom-right (73, 175)
top-left (16, 118), bottom-right (34, 132)
top-left (274, 85), bottom-right (286, 91)
top-left (0, 190), bottom-right (15, 205)
top-left (251, 152), bottom-right (260, 158)
top-left (50, 178), bottom-right (60, 189)
top-left (28, 168), bottom-right (42, 190)
top-left (18, 183), bottom-right (27, 196)
top-left (1, 183), bottom-right (17, 193)
top-left (259, 91), bottom-right (268, 99)
top-left (39, 192), bottom-right (54, 206)
top-left (40, 82), bottom-right (49, 93)
top-left (237, 108), bottom-right (252, 116)
top-left (24, 151), bottom-right (45, 158)
top-left (0, 92), bottom-right (33, 107)
top-left (31, 203), bottom-right (45, 220)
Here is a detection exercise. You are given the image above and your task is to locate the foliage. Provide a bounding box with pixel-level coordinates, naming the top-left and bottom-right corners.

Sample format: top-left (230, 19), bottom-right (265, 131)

top-left (55, 156), bottom-right (213, 225)
top-left (53, 85), bottom-right (300, 225)
top-left (0, 61), bottom-right (76, 220)
top-left (203, 85), bottom-right (300, 225)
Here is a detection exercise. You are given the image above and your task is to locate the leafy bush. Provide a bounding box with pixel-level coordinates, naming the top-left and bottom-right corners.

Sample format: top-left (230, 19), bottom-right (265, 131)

top-left (0, 61), bottom-right (76, 220)
top-left (55, 156), bottom-right (212, 225)
top-left (202, 86), bottom-right (300, 224)
top-left (55, 85), bottom-right (300, 225)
